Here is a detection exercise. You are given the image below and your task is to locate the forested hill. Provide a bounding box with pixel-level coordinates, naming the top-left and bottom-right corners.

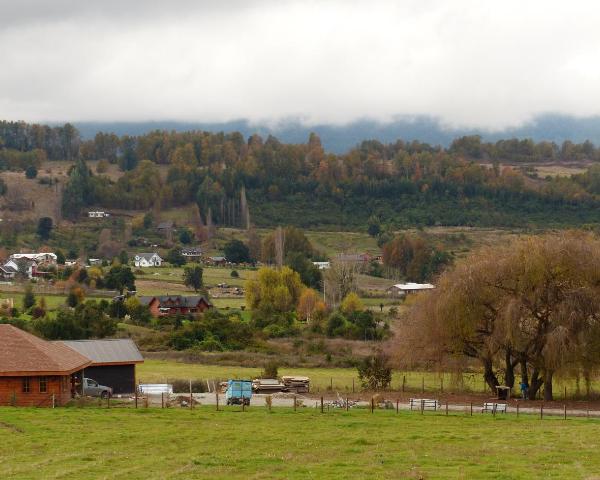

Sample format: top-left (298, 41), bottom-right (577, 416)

top-left (72, 114), bottom-right (600, 154)
top-left (3, 119), bottom-right (600, 230)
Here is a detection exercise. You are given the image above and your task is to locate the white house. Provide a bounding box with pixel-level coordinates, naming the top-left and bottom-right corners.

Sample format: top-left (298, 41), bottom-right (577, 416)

top-left (387, 282), bottom-right (435, 297)
top-left (313, 261), bottom-right (331, 270)
top-left (134, 253), bottom-right (163, 267)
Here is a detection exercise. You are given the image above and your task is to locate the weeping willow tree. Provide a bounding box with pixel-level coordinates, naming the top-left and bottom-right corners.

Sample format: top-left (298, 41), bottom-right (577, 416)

top-left (400, 231), bottom-right (600, 400)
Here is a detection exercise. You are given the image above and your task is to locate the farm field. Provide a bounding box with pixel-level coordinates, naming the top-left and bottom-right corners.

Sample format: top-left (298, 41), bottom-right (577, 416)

top-left (2, 406), bottom-right (600, 479)
top-left (137, 360), bottom-right (600, 399)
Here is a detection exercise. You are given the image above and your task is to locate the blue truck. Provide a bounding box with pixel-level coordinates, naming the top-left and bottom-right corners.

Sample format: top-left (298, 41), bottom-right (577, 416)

top-left (225, 379), bottom-right (252, 406)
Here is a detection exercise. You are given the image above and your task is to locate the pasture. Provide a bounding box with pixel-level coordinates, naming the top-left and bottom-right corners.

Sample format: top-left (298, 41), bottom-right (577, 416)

top-left (137, 360), bottom-right (600, 399)
top-left (1, 406), bottom-right (600, 479)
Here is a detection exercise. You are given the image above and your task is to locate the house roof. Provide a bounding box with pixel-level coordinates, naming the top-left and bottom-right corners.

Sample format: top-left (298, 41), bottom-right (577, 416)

top-left (57, 339), bottom-right (144, 366)
top-left (391, 282), bottom-right (435, 291)
top-left (139, 295), bottom-right (213, 308)
top-left (181, 247), bottom-right (202, 255)
top-left (135, 253), bottom-right (161, 261)
top-left (0, 325), bottom-right (92, 376)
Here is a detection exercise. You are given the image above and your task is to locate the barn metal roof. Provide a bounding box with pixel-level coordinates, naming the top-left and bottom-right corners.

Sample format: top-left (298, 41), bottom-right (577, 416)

top-left (59, 339), bottom-right (144, 366)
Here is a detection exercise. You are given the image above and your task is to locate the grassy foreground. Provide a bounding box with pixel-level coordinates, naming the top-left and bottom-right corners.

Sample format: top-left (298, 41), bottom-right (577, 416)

top-left (1, 406), bottom-right (600, 479)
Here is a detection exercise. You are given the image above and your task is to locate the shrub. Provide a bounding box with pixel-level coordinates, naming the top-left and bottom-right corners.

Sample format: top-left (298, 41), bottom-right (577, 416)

top-left (230, 270), bottom-right (239, 278)
top-left (357, 353), bottom-right (392, 391)
top-left (260, 360), bottom-right (279, 379)
top-left (25, 165), bottom-right (37, 179)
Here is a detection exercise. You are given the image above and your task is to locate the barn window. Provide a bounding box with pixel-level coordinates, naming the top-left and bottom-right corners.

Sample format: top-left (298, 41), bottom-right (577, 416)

top-left (39, 376), bottom-right (48, 393)
top-left (22, 377), bottom-right (30, 393)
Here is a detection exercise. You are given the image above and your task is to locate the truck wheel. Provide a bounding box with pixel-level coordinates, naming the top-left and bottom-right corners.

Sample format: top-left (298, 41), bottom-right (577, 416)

top-left (101, 391), bottom-right (109, 399)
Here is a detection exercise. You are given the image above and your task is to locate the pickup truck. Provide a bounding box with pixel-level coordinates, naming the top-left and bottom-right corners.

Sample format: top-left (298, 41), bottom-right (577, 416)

top-left (83, 377), bottom-right (113, 398)
top-left (225, 379), bottom-right (252, 406)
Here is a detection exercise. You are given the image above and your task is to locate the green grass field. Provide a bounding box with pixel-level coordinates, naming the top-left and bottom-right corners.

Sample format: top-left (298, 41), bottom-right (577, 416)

top-left (1, 406), bottom-right (600, 479)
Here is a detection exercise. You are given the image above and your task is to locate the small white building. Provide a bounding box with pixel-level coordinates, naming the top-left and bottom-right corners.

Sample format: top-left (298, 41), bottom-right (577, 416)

top-left (88, 211), bottom-right (110, 218)
top-left (134, 253), bottom-right (163, 267)
top-left (313, 261), bottom-right (331, 270)
top-left (387, 282), bottom-right (435, 297)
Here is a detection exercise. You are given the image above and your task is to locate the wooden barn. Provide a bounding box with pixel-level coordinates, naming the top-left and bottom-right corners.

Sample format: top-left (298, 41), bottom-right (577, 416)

top-left (59, 339), bottom-right (144, 394)
top-left (0, 325), bottom-right (91, 407)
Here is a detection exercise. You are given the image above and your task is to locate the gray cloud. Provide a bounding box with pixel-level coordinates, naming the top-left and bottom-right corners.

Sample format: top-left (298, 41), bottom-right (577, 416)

top-left (1, 0), bottom-right (600, 129)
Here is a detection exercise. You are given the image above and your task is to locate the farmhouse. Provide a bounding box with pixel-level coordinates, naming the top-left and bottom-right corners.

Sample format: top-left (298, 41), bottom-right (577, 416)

top-left (313, 261), bottom-right (331, 270)
top-left (387, 282), bottom-right (435, 297)
top-left (139, 295), bottom-right (213, 317)
top-left (58, 339), bottom-right (144, 394)
top-left (0, 325), bottom-right (91, 407)
top-left (134, 252), bottom-right (163, 267)
top-left (2, 259), bottom-right (44, 279)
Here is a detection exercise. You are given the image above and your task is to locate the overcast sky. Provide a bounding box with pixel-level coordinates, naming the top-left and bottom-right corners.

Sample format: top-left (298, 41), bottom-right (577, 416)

top-left (1, 0), bottom-right (600, 129)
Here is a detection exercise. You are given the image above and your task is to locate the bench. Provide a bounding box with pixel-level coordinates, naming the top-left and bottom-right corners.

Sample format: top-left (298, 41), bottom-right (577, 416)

top-left (481, 402), bottom-right (507, 414)
top-left (409, 398), bottom-right (440, 411)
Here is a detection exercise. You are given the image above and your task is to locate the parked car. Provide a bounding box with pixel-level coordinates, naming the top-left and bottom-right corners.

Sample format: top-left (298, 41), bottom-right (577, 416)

top-left (225, 379), bottom-right (252, 406)
top-left (83, 377), bottom-right (113, 398)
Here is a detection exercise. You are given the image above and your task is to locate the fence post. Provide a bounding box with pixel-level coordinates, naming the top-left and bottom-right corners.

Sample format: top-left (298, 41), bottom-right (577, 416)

top-left (540, 403), bottom-right (544, 420)
top-left (420, 399), bottom-right (424, 415)
top-left (52, 394), bottom-right (55, 409)
top-left (330, 377), bottom-right (333, 391)
top-left (371, 397), bottom-right (374, 413)
top-left (135, 388), bottom-right (138, 409)
top-left (402, 375), bottom-right (406, 393)
top-left (516, 402), bottom-right (519, 417)
top-left (564, 404), bottom-right (567, 420)
top-left (189, 380), bottom-right (193, 410)
top-left (445, 401), bottom-right (448, 416)
top-left (293, 395), bottom-right (297, 412)
top-left (396, 399), bottom-right (399, 414)
top-left (320, 396), bottom-right (324, 413)
top-left (161, 392), bottom-right (164, 409)
top-left (470, 402), bottom-right (472, 416)
top-left (352, 378), bottom-right (355, 393)
top-left (216, 392), bottom-right (219, 411)
top-left (242, 399), bottom-right (245, 412)
top-left (346, 397), bottom-right (349, 412)
top-left (107, 394), bottom-right (110, 409)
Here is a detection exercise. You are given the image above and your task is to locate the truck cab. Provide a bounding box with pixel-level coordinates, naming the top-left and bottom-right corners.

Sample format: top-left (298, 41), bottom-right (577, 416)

top-left (225, 379), bottom-right (252, 406)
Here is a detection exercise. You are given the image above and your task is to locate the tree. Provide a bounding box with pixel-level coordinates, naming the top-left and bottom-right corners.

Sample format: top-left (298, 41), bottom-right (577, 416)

top-left (23, 284), bottom-right (35, 310)
top-left (104, 265), bottom-right (135, 294)
top-left (118, 250), bottom-right (129, 265)
top-left (357, 353), bottom-right (392, 391)
top-left (245, 267), bottom-right (303, 332)
top-left (340, 292), bottom-right (364, 315)
top-left (285, 251), bottom-right (322, 289)
top-left (55, 249), bottom-right (66, 265)
top-left (403, 232), bottom-right (600, 400)
top-left (382, 234), bottom-right (451, 282)
top-left (62, 159), bottom-right (91, 218)
top-left (224, 239), bottom-right (251, 264)
top-left (37, 217), bottom-right (53, 240)
top-left (261, 226), bottom-right (313, 264)
top-left (367, 215), bottom-right (381, 237)
top-left (297, 288), bottom-right (320, 323)
top-left (25, 165), bottom-right (37, 179)
top-left (323, 260), bottom-right (359, 308)
top-left (183, 265), bottom-right (204, 292)
top-left (166, 248), bottom-right (186, 266)
top-left (178, 228), bottom-right (193, 245)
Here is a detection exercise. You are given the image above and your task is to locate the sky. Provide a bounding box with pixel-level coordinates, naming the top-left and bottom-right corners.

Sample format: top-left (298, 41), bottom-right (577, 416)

top-left (2, 0), bottom-right (600, 130)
